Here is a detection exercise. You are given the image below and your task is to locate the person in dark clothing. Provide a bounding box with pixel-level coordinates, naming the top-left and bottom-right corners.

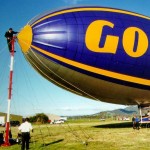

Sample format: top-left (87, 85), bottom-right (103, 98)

top-left (135, 116), bottom-right (140, 130)
top-left (132, 116), bottom-right (136, 129)
top-left (5, 28), bottom-right (18, 52)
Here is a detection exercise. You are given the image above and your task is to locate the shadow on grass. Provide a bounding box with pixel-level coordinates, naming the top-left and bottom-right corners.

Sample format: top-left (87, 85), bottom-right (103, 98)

top-left (30, 140), bottom-right (38, 143)
top-left (40, 139), bottom-right (64, 147)
top-left (94, 122), bottom-right (133, 128)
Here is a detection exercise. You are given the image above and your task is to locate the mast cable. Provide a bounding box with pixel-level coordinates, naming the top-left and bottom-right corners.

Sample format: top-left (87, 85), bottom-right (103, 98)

top-left (16, 40), bottom-right (95, 145)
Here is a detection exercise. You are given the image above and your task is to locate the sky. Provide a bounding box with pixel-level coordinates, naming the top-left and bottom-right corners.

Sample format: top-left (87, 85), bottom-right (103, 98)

top-left (0, 0), bottom-right (149, 117)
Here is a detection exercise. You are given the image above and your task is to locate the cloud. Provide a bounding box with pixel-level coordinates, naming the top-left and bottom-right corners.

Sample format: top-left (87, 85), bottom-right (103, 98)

top-left (58, 106), bottom-right (104, 111)
top-left (63, 0), bottom-right (84, 5)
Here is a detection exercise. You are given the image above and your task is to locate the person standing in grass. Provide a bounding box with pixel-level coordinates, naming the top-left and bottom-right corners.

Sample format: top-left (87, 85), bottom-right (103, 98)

top-left (18, 118), bottom-right (33, 150)
top-left (135, 116), bottom-right (140, 130)
top-left (132, 116), bottom-right (136, 129)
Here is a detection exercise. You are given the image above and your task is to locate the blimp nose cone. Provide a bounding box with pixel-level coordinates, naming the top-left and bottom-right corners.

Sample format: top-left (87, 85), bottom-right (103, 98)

top-left (17, 25), bottom-right (32, 53)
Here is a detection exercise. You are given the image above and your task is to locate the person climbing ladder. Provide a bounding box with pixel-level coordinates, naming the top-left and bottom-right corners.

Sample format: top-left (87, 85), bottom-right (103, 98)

top-left (5, 28), bottom-right (18, 52)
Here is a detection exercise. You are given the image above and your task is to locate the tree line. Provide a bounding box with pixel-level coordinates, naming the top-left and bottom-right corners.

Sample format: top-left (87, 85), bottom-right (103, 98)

top-left (29, 113), bottom-right (49, 124)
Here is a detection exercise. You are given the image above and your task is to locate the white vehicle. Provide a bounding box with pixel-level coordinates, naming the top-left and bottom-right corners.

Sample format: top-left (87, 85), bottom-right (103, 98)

top-left (54, 120), bottom-right (64, 124)
top-left (123, 117), bottom-right (130, 121)
top-left (100, 118), bottom-right (105, 121)
top-left (0, 116), bottom-right (5, 126)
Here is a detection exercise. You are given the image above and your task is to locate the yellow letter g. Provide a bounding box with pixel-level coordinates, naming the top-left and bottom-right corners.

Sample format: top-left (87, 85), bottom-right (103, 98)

top-left (85, 20), bottom-right (119, 53)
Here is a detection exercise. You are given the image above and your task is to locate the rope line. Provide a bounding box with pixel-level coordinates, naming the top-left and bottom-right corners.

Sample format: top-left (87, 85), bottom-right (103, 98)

top-left (16, 39), bottom-right (96, 146)
top-left (15, 44), bottom-right (48, 148)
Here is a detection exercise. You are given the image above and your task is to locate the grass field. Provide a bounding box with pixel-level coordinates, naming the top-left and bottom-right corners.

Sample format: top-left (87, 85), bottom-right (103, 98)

top-left (0, 119), bottom-right (150, 150)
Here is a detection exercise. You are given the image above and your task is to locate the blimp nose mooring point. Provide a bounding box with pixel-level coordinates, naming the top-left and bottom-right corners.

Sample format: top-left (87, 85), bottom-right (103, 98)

top-left (18, 25), bottom-right (32, 53)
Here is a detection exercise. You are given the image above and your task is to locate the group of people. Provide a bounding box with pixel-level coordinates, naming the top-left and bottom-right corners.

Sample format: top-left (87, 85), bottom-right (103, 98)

top-left (132, 110), bottom-right (150, 130)
top-left (4, 28), bottom-right (34, 150)
top-left (4, 28), bottom-right (33, 150)
top-left (132, 116), bottom-right (140, 130)
top-left (2, 118), bottom-right (33, 150)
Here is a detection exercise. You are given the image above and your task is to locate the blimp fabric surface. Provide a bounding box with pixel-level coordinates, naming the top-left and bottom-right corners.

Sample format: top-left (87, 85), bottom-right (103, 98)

top-left (29, 7), bottom-right (150, 89)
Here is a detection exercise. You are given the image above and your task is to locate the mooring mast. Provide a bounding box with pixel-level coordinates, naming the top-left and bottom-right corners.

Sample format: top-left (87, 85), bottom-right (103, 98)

top-left (2, 37), bottom-right (16, 146)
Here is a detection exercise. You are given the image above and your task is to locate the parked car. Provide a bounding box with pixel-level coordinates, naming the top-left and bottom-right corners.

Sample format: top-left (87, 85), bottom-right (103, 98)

top-left (123, 117), bottom-right (130, 121)
top-left (10, 121), bottom-right (20, 126)
top-left (54, 120), bottom-right (64, 124)
top-left (100, 118), bottom-right (105, 121)
top-left (1, 121), bottom-right (20, 127)
top-left (1, 123), bottom-right (5, 127)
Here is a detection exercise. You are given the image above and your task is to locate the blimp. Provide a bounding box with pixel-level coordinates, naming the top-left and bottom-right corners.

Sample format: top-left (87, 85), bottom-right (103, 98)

top-left (17, 7), bottom-right (150, 106)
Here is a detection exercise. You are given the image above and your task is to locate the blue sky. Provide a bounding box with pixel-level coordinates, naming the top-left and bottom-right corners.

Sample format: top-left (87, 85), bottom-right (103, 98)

top-left (0, 0), bottom-right (149, 117)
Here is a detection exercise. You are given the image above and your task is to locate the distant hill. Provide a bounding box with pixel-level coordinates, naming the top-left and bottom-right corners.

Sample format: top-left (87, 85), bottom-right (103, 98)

top-left (92, 106), bottom-right (139, 117)
top-left (69, 106), bottom-right (139, 119)
top-left (108, 106), bottom-right (138, 115)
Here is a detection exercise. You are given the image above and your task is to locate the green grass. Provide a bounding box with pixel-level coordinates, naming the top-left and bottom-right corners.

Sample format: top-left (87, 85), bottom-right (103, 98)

top-left (0, 120), bottom-right (150, 149)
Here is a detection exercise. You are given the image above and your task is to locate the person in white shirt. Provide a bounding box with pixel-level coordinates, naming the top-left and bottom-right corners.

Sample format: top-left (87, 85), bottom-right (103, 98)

top-left (18, 118), bottom-right (33, 150)
top-left (147, 111), bottom-right (150, 116)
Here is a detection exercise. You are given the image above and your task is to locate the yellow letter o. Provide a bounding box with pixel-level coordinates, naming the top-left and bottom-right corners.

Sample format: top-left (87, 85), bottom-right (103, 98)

top-left (123, 27), bottom-right (148, 57)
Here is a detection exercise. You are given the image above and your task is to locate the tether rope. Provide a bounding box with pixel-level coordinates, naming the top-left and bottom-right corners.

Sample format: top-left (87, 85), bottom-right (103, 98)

top-left (16, 39), bottom-right (97, 146)
top-left (16, 42), bottom-right (88, 147)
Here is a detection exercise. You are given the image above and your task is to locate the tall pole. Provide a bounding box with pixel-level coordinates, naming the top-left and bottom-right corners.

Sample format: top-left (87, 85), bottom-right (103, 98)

top-left (2, 37), bottom-right (16, 146)
top-left (139, 106), bottom-right (142, 123)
